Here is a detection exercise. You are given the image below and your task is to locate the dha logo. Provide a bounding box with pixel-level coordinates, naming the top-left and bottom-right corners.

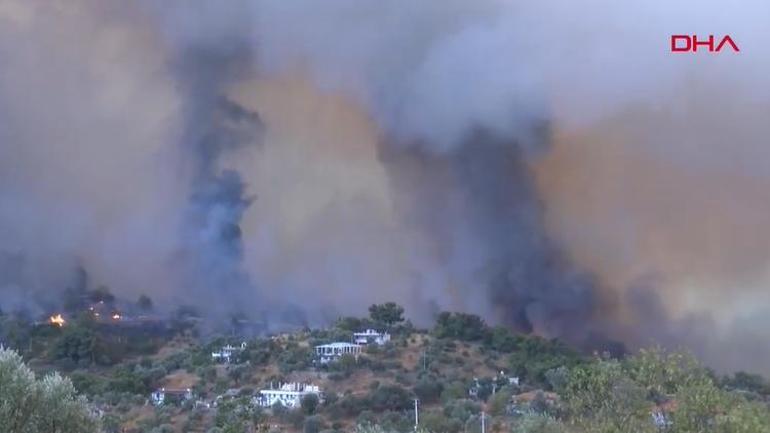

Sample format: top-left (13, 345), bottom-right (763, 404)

top-left (671, 35), bottom-right (740, 53)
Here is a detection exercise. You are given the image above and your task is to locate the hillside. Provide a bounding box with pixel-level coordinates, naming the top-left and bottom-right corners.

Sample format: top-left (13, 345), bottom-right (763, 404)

top-left (1, 304), bottom-right (769, 433)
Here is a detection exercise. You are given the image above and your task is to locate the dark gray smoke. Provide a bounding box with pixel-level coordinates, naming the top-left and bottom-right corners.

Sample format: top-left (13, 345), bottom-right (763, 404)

top-left (182, 166), bottom-right (255, 316)
top-left (381, 130), bottom-right (600, 344)
top-left (178, 93), bottom-right (262, 316)
top-left (161, 7), bottom-right (265, 318)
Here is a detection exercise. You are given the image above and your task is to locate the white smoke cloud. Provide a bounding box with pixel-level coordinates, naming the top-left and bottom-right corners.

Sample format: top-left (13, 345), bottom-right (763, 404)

top-left (253, 1), bottom-right (770, 149)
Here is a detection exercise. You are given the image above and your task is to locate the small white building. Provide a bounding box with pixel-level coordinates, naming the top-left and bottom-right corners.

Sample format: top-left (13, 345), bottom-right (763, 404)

top-left (254, 383), bottom-right (322, 409)
top-left (314, 342), bottom-right (362, 364)
top-left (353, 329), bottom-right (391, 346)
top-left (212, 341), bottom-right (247, 363)
top-left (496, 371), bottom-right (519, 386)
top-left (151, 388), bottom-right (193, 406)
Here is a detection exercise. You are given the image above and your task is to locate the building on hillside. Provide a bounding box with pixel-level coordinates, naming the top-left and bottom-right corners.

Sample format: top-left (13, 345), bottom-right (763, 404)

top-left (150, 388), bottom-right (193, 406)
top-left (496, 370), bottom-right (519, 386)
top-left (211, 341), bottom-right (247, 363)
top-left (468, 372), bottom-right (520, 399)
top-left (194, 400), bottom-right (211, 410)
top-left (353, 329), bottom-right (391, 346)
top-left (314, 342), bottom-right (362, 364)
top-left (253, 383), bottom-right (322, 409)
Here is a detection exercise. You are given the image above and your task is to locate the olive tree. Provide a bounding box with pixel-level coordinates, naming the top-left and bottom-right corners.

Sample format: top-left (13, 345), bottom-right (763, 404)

top-left (0, 348), bottom-right (99, 433)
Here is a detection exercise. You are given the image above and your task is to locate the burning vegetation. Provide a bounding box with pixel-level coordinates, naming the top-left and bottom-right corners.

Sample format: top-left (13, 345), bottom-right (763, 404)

top-left (48, 314), bottom-right (65, 328)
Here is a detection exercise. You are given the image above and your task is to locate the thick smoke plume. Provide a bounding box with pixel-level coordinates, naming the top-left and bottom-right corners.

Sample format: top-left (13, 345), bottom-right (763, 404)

top-left (1, 0), bottom-right (769, 374)
top-left (174, 52), bottom-right (263, 316)
top-left (379, 132), bottom-right (599, 341)
top-left (150, 3), bottom-right (257, 317)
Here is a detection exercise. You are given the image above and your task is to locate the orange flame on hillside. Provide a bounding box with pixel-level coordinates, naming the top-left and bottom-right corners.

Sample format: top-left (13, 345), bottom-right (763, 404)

top-left (49, 314), bottom-right (66, 327)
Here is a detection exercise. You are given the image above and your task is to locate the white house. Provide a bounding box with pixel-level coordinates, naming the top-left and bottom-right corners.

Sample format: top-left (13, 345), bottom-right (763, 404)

top-left (314, 342), bottom-right (362, 364)
top-left (353, 329), bottom-right (391, 346)
top-left (212, 342), bottom-right (247, 363)
top-left (151, 388), bottom-right (193, 406)
top-left (469, 372), bottom-right (520, 399)
top-left (496, 370), bottom-right (519, 386)
top-left (254, 383), bottom-right (322, 409)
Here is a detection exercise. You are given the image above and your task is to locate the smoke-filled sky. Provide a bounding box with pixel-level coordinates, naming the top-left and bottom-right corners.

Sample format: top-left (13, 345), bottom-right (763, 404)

top-left (1, 0), bottom-right (769, 374)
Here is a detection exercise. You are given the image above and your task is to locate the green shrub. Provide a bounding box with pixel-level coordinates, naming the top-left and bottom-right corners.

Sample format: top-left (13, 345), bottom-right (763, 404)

top-left (277, 343), bottom-right (312, 373)
top-left (508, 336), bottom-right (582, 385)
top-left (369, 384), bottom-right (413, 411)
top-left (304, 415), bottom-right (324, 433)
top-left (301, 393), bottom-right (320, 415)
top-left (512, 413), bottom-right (569, 433)
top-left (433, 312), bottom-right (488, 342)
top-left (413, 376), bottom-right (444, 404)
top-left (421, 410), bottom-right (462, 433)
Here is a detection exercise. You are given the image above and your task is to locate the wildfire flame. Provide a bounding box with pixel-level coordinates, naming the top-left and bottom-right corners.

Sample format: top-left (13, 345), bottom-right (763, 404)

top-left (49, 314), bottom-right (65, 327)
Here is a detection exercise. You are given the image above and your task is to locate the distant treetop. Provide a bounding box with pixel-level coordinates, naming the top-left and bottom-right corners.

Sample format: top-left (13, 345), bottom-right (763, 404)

top-left (368, 302), bottom-right (404, 328)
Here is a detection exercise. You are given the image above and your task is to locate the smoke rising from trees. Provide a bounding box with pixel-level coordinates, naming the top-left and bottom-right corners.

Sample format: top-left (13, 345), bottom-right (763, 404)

top-left (0, 0), bottom-right (769, 373)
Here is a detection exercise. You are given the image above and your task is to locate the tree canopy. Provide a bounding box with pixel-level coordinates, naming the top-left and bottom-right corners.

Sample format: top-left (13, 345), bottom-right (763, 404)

top-left (433, 312), bottom-right (488, 341)
top-left (0, 347), bottom-right (100, 433)
top-left (368, 302), bottom-right (405, 328)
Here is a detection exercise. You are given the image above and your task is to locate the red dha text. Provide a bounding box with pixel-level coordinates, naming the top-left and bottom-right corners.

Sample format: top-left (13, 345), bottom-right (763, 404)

top-left (670, 35), bottom-right (740, 53)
